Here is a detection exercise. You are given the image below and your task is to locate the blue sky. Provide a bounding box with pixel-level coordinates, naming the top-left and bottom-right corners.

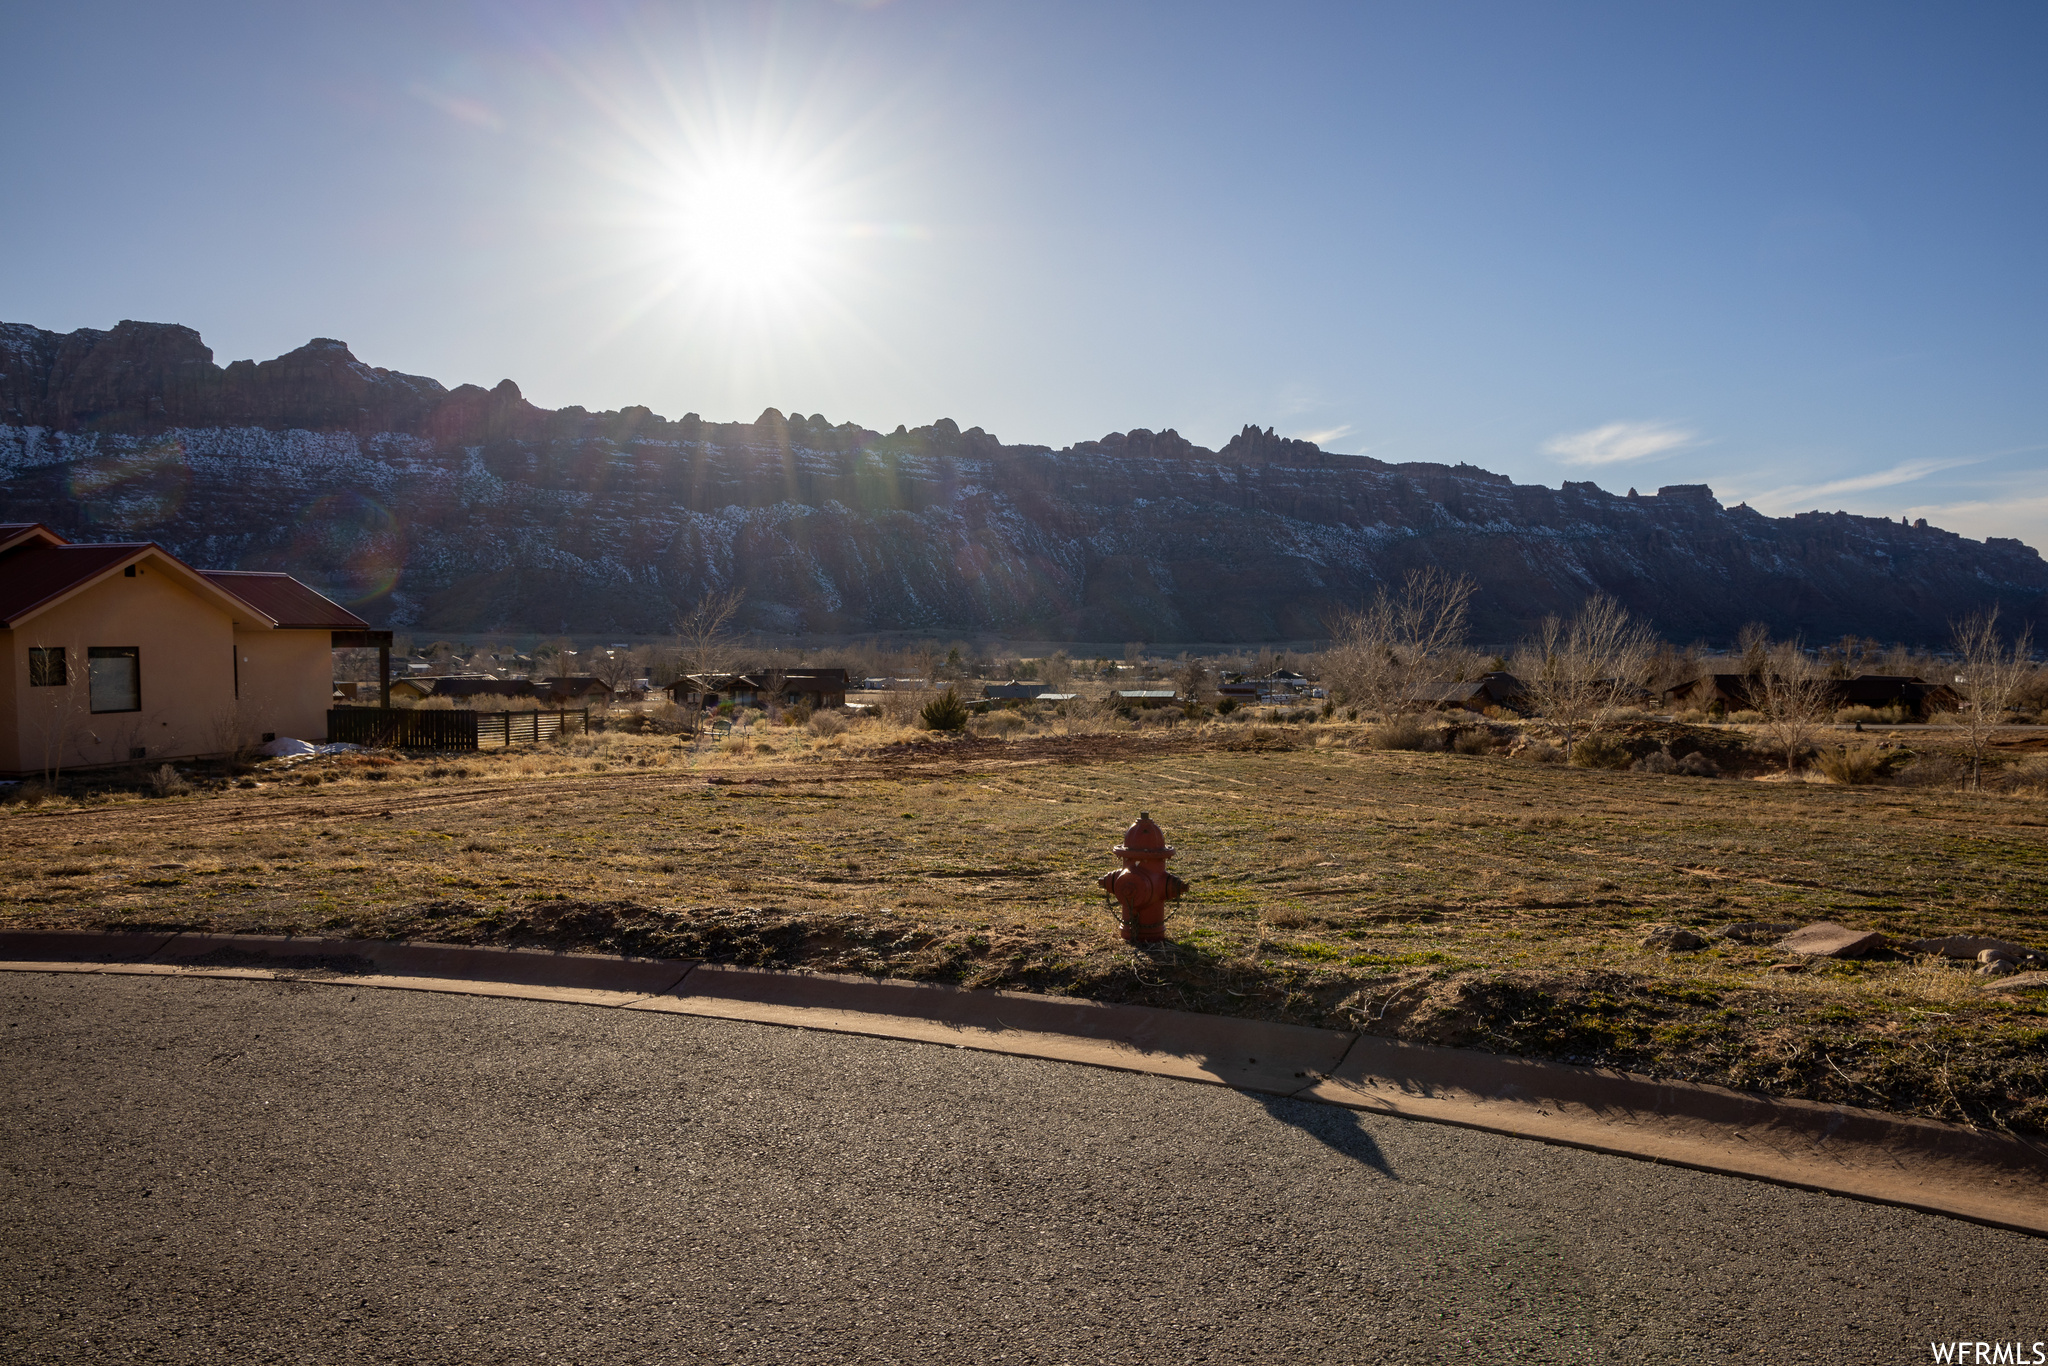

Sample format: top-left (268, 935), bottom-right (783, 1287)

top-left (5, 1), bottom-right (2044, 546)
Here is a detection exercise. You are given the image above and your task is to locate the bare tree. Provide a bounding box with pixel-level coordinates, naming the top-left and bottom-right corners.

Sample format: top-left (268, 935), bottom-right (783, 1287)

top-left (1952, 607), bottom-right (2036, 790)
top-left (1177, 654), bottom-right (1212, 711)
top-left (758, 667), bottom-right (788, 715)
top-left (1514, 594), bottom-right (1656, 761)
top-left (25, 641), bottom-right (89, 782)
top-left (587, 646), bottom-right (642, 694)
top-left (1043, 650), bottom-right (1074, 695)
top-left (674, 588), bottom-right (745, 680)
top-left (1752, 639), bottom-right (1836, 772)
top-left (1323, 567), bottom-right (1479, 717)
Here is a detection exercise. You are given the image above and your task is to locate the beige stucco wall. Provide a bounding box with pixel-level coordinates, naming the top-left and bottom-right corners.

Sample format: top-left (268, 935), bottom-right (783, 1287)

top-left (233, 627), bottom-right (334, 746)
top-left (2, 558), bottom-right (336, 777)
top-left (2, 564), bottom-right (235, 776)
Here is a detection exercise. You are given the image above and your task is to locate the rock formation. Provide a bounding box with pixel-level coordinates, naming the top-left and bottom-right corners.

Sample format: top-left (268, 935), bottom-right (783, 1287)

top-left (3, 318), bottom-right (2042, 643)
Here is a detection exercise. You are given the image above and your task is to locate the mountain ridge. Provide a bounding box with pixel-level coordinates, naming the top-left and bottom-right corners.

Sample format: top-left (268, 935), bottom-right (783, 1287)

top-left (3, 318), bottom-right (2042, 645)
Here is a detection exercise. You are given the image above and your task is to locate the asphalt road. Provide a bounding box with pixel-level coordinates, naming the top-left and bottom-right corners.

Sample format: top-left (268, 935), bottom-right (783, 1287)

top-left (1, 974), bottom-right (2041, 1365)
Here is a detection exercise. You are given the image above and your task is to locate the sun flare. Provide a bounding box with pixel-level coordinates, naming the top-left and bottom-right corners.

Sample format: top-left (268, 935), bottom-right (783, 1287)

top-left (671, 162), bottom-right (818, 300)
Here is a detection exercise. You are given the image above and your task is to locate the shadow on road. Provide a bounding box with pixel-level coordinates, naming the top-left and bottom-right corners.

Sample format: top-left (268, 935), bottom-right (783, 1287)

top-left (1254, 1094), bottom-right (1399, 1178)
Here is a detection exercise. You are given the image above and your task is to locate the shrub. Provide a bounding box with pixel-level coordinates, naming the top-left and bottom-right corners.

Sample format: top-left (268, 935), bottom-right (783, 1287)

top-left (778, 703), bottom-right (814, 728)
top-left (1814, 745), bottom-right (1891, 784)
top-left (1570, 733), bottom-right (1634, 769)
top-left (1520, 741), bottom-right (1563, 764)
top-left (1725, 710), bottom-right (1764, 724)
top-left (1367, 714), bottom-right (1433, 751)
top-left (1216, 698), bottom-right (1237, 715)
top-left (148, 764), bottom-right (191, 797)
top-left (1894, 751), bottom-right (1966, 787)
top-left (1673, 708), bottom-right (1710, 725)
top-left (920, 687), bottom-right (971, 732)
top-left (969, 710), bottom-right (1026, 737)
top-left (1834, 705), bottom-right (1907, 726)
top-left (1677, 751), bottom-right (1720, 778)
top-left (807, 710), bottom-right (848, 738)
top-left (1452, 729), bottom-right (1496, 756)
top-left (1633, 748), bottom-right (1678, 774)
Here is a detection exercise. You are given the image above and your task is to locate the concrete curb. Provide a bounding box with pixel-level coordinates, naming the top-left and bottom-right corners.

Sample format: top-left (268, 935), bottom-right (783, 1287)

top-left (2, 930), bottom-right (2042, 1236)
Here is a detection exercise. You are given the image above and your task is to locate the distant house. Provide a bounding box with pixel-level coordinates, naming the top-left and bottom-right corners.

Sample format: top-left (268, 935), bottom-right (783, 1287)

top-left (540, 676), bottom-right (615, 706)
top-left (424, 677), bottom-right (540, 705)
top-left (1111, 688), bottom-right (1178, 709)
top-left (386, 677), bottom-right (437, 704)
top-left (675, 669), bottom-right (848, 710)
top-left (1410, 671), bottom-right (1529, 713)
top-left (1218, 672), bottom-right (1314, 706)
top-left (981, 682), bottom-right (1044, 702)
top-left (1833, 674), bottom-right (1960, 717)
top-left (1662, 674), bottom-right (1756, 712)
top-left (1, 522), bottom-right (380, 776)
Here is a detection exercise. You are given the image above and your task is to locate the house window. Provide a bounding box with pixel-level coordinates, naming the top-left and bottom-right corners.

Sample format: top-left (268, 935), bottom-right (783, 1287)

top-left (29, 647), bottom-right (67, 687)
top-left (88, 646), bottom-right (141, 713)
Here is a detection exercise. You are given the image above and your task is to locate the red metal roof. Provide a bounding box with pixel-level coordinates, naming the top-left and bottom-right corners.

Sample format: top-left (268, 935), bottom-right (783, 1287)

top-left (0, 542), bottom-right (151, 628)
top-left (0, 523), bottom-right (66, 556)
top-left (202, 572), bottom-right (368, 630)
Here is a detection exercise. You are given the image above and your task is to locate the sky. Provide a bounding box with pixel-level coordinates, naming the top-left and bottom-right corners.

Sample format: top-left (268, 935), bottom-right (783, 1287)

top-left (4, 1), bottom-right (2045, 547)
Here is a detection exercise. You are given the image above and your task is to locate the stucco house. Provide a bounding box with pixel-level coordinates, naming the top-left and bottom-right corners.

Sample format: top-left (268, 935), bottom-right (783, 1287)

top-left (1, 523), bottom-right (383, 777)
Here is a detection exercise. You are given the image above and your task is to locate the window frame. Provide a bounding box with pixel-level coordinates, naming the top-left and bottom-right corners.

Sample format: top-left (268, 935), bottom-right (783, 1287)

top-left (87, 646), bottom-right (142, 714)
top-left (29, 646), bottom-right (68, 688)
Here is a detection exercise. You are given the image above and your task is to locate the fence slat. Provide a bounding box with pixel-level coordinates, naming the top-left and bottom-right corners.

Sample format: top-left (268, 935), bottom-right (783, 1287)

top-left (327, 707), bottom-right (598, 751)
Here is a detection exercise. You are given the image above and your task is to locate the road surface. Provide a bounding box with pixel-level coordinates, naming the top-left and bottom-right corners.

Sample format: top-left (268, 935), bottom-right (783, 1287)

top-left (1, 972), bottom-right (2041, 1364)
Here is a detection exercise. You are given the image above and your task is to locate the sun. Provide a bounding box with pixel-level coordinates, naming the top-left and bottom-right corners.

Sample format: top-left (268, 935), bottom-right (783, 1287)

top-left (670, 160), bottom-right (819, 301)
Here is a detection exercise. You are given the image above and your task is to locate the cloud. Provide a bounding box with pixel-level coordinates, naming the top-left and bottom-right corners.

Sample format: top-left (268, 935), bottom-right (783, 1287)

top-left (1903, 491), bottom-right (2048, 551)
top-left (1542, 420), bottom-right (1697, 466)
top-left (1291, 424), bottom-right (1354, 447)
top-left (1742, 456), bottom-right (1988, 515)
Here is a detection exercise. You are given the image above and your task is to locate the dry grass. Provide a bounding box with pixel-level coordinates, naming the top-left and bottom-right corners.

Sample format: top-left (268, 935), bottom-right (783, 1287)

top-left (4, 716), bottom-right (2046, 1131)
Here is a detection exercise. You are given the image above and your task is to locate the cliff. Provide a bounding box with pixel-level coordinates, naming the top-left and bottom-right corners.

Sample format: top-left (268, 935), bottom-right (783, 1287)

top-left (3, 319), bottom-right (2042, 644)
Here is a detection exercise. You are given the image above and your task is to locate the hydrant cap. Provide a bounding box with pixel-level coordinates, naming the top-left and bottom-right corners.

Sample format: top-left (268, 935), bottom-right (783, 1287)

top-left (1115, 812), bottom-right (1175, 858)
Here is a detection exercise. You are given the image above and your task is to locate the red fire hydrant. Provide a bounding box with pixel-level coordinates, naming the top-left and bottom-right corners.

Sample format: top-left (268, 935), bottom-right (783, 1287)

top-left (1098, 812), bottom-right (1187, 943)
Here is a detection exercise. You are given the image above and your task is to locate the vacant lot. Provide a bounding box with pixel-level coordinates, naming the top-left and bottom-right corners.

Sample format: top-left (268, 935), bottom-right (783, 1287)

top-left (5, 719), bottom-right (2046, 1133)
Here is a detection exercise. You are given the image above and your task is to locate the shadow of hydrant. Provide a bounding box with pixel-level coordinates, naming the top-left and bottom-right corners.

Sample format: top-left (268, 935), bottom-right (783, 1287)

top-left (1099, 812), bottom-right (1188, 944)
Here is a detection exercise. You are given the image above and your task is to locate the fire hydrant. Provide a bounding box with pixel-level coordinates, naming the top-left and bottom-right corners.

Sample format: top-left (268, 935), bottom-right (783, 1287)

top-left (1098, 812), bottom-right (1187, 943)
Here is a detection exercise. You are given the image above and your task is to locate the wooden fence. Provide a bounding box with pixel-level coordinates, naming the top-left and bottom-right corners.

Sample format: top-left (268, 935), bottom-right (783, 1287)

top-left (327, 708), bottom-right (590, 751)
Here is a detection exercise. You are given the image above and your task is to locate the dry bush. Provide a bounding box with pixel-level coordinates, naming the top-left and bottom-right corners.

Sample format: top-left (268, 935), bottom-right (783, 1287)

top-left (1518, 740), bottom-right (1564, 764)
top-left (147, 764), bottom-right (192, 797)
top-left (1677, 751), bottom-right (1721, 778)
top-left (1569, 732), bottom-right (1633, 770)
top-left (639, 701), bottom-right (694, 735)
top-left (1633, 749), bottom-right (1678, 774)
top-left (1834, 705), bottom-right (1907, 726)
top-left (1451, 728), bottom-right (1497, 756)
top-left (1726, 709), bottom-right (1764, 724)
top-left (1367, 714), bottom-right (1434, 751)
top-left (807, 710), bottom-right (848, 738)
top-left (1894, 751), bottom-right (1966, 789)
top-left (969, 710), bottom-right (1027, 738)
top-left (1814, 745), bottom-right (1891, 785)
top-left (1985, 755), bottom-right (2048, 796)
top-left (1673, 708), bottom-right (1710, 725)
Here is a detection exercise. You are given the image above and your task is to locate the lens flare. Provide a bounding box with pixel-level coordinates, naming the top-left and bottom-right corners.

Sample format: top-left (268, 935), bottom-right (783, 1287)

top-left (287, 492), bottom-right (403, 606)
top-left (66, 439), bottom-right (191, 531)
